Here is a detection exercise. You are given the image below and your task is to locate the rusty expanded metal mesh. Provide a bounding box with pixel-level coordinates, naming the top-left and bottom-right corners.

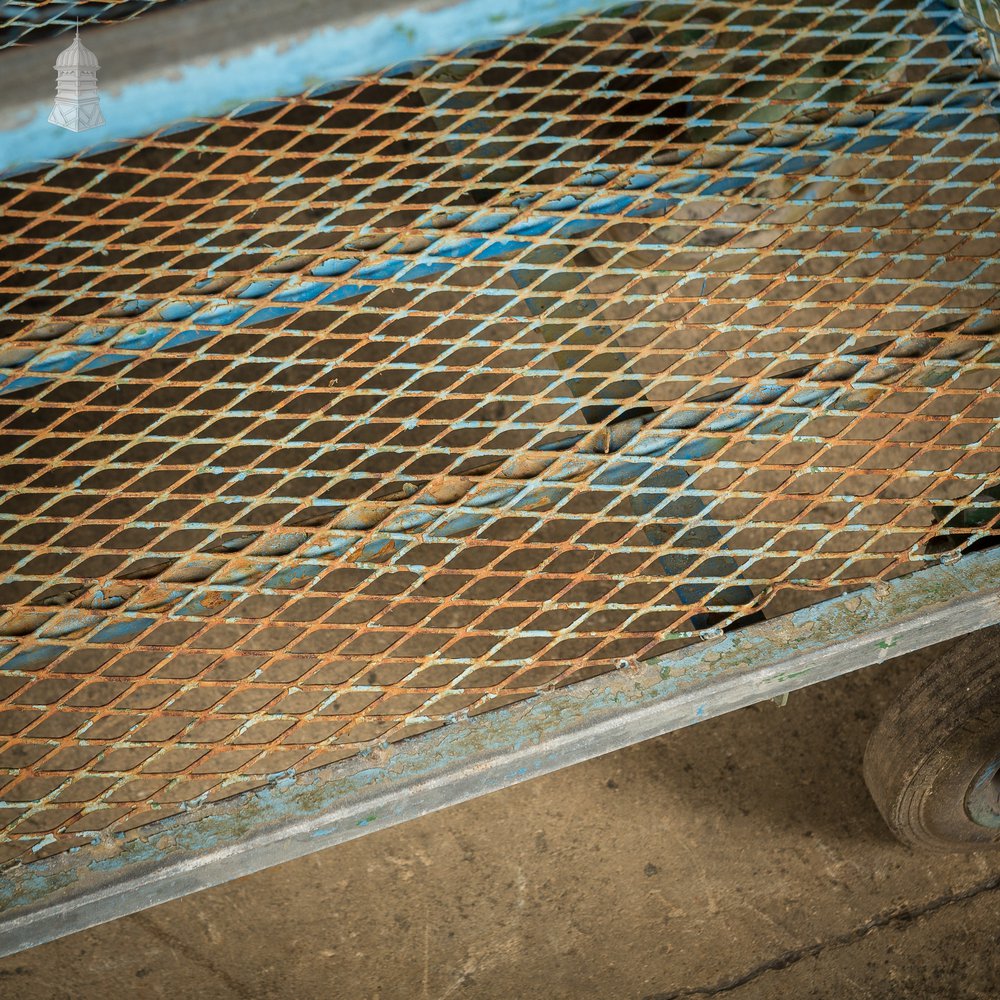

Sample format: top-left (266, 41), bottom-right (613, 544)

top-left (1, 0), bottom-right (999, 865)
top-left (0, 0), bottom-right (191, 49)
top-left (959, 0), bottom-right (1000, 67)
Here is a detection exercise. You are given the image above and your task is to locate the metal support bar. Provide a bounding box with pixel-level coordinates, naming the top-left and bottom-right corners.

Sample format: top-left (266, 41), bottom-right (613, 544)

top-left (1, 545), bottom-right (998, 958)
top-left (0, 0), bottom-right (610, 177)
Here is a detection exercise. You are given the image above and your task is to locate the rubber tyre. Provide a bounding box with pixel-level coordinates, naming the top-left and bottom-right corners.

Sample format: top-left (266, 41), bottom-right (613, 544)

top-left (863, 624), bottom-right (1000, 851)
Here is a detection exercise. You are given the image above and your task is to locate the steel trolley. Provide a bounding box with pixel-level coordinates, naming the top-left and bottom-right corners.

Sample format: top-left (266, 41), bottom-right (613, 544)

top-left (0, 0), bottom-right (998, 957)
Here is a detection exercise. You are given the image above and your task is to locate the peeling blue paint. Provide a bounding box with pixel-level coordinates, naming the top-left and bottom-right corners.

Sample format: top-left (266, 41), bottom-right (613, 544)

top-left (0, 0), bottom-right (616, 178)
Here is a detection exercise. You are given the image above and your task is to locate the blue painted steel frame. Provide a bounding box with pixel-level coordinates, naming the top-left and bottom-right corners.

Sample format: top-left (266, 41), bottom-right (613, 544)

top-left (1, 0), bottom-right (998, 958)
top-left (0, 545), bottom-right (998, 957)
top-left (0, 0), bottom-right (613, 177)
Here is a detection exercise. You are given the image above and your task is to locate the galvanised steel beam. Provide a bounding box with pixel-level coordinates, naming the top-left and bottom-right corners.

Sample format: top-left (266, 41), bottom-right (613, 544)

top-left (1, 544), bottom-right (998, 958)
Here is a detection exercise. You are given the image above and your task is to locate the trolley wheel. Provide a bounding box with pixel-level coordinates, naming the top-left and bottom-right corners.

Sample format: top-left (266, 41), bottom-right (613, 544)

top-left (863, 624), bottom-right (1000, 851)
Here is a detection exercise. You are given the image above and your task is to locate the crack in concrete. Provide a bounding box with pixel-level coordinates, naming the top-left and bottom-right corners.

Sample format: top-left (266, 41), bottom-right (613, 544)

top-left (133, 912), bottom-right (257, 999)
top-left (643, 872), bottom-right (1000, 1000)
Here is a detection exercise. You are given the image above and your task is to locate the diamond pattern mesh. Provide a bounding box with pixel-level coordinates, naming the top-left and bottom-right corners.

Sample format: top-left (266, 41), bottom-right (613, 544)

top-left (0, 0), bottom-right (193, 49)
top-left (958, 0), bottom-right (1000, 67)
top-left (0, 0), bottom-right (999, 865)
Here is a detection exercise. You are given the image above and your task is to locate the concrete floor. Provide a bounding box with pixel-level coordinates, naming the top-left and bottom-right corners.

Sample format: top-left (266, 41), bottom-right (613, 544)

top-left (1, 643), bottom-right (998, 999)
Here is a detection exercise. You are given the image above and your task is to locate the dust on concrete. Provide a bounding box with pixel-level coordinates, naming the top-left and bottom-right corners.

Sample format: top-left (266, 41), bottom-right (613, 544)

top-left (0, 642), bottom-right (997, 1000)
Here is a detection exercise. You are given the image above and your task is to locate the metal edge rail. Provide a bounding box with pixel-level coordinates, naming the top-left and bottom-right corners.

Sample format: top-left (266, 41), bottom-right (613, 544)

top-left (0, 545), bottom-right (998, 958)
top-left (0, 0), bottom-right (611, 177)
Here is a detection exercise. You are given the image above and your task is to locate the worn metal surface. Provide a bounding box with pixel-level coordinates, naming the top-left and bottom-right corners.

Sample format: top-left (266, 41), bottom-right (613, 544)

top-left (0, 0), bottom-right (999, 891)
top-left (0, 0), bottom-right (194, 50)
top-left (0, 0), bottom-right (613, 176)
top-left (1, 545), bottom-right (998, 958)
top-left (960, 0), bottom-right (1000, 68)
